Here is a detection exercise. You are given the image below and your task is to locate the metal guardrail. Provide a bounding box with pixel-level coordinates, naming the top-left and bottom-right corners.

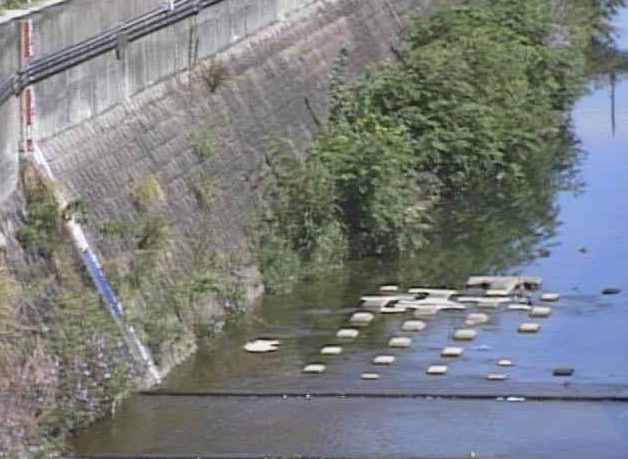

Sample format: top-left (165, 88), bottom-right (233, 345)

top-left (0, 0), bottom-right (228, 107)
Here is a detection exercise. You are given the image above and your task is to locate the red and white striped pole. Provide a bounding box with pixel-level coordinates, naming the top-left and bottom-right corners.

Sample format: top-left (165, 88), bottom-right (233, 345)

top-left (19, 18), bottom-right (36, 156)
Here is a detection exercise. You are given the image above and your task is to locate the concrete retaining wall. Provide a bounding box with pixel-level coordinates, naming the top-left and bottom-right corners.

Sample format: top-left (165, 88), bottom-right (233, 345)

top-left (0, 23), bottom-right (19, 204)
top-left (37, 0), bottom-right (429, 261)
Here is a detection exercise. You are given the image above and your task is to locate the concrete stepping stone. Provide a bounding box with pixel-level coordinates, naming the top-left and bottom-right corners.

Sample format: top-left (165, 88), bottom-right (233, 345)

top-left (303, 364), bottom-right (326, 374)
top-left (426, 365), bottom-right (448, 375)
top-left (453, 329), bottom-right (477, 341)
top-left (465, 312), bottom-right (489, 326)
top-left (441, 346), bottom-right (464, 357)
top-left (486, 373), bottom-right (507, 381)
top-left (553, 367), bottom-right (574, 377)
top-left (413, 306), bottom-right (439, 317)
top-left (541, 292), bottom-right (560, 302)
top-left (372, 355), bottom-right (396, 365)
top-left (518, 322), bottom-right (541, 333)
top-left (336, 328), bottom-right (359, 340)
top-left (388, 336), bottom-right (412, 348)
top-left (497, 359), bottom-right (513, 367)
top-left (529, 306), bottom-right (552, 318)
top-left (508, 304), bottom-right (532, 311)
top-left (350, 311), bottom-right (374, 326)
top-left (320, 346), bottom-right (342, 356)
top-left (361, 372), bottom-right (380, 380)
top-left (401, 319), bottom-right (426, 332)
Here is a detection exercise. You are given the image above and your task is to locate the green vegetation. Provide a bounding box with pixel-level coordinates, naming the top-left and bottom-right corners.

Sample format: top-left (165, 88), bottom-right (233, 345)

top-left (131, 174), bottom-right (164, 209)
top-left (192, 126), bottom-right (216, 160)
top-left (1, 165), bottom-right (136, 458)
top-left (261, 0), bottom-right (623, 292)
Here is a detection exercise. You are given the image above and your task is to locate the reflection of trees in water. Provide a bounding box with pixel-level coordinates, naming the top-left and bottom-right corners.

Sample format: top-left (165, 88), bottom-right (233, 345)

top-left (392, 132), bottom-right (582, 287)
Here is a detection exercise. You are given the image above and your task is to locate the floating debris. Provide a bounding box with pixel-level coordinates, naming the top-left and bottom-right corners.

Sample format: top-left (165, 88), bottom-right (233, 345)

top-left (360, 295), bottom-right (400, 308)
top-left (426, 365), bottom-right (448, 375)
top-left (379, 302), bottom-right (408, 314)
top-left (602, 288), bottom-right (621, 295)
top-left (466, 276), bottom-right (542, 291)
top-left (336, 328), bottom-right (359, 340)
top-left (361, 372), bottom-right (380, 380)
top-left (497, 359), bottom-right (513, 367)
top-left (401, 319), bottom-right (426, 332)
top-left (243, 339), bottom-right (281, 353)
top-left (486, 373), bottom-right (507, 381)
top-left (529, 306), bottom-right (552, 318)
top-left (320, 346), bottom-right (343, 356)
top-left (373, 355), bottom-right (396, 365)
top-left (303, 364), bottom-right (326, 374)
top-left (518, 322), bottom-right (541, 333)
top-left (350, 311), bottom-right (375, 326)
top-left (388, 336), bottom-right (412, 348)
top-left (553, 367), bottom-right (574, 377)
top-left (400, 298), bottom-right (465, 311)
top-left (453, 329), bottom-right (477, 341)
top-left (465, 312), bottom-right (489, 326)
top-left (407, 288), bottom-right (457, 298)
top-left (441, 346), bottom-right (464, 357)
top-left (541, 292), bottom-right (560, 302)
top-left (379, 285), bottom-right (399, 293)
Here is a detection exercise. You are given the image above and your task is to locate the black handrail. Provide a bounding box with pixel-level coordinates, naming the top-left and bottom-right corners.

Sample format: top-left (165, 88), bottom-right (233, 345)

top-left (0, 0), bottom-right (229, 107)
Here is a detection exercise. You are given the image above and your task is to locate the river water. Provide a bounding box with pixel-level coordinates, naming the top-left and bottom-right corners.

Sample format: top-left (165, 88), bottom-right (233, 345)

top-left (71, 13), bottom-right (628, 459)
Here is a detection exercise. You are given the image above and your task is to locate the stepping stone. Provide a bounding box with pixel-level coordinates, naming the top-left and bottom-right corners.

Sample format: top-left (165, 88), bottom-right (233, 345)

top-left (497, 359), bottom-right (513, 367)
top-left (373, 355), bottom-right (396, 365)
top-left (453, 329), bottom-right (477, 341)
top-left (508, 304), bottom-right (532, 311)
top-left (426, 365), bottom-right (448, 375)
top-left (379, 285), bottom-right (399, 292)
top-left (303, 364), bottom-right (326, 374)
top-left (350, 311), bottom-right (374, 326)
top-left (465, 312), bottom-right (489, 326)
top-left (541, 292), bottom-right (560, 302)
top-left (529, 306), bottom-right (552, 318)
top-left (602, 288), bottom-right (621, 295)
top-left (401, 319), bottom-right (426, 332)
top-left (413, 306), bottom-right (439, 317)
top-left (320, 346), bottom-right (343, 356)
top-left (336, 328), bottom-right (359, 340)
top-left (388, 336), bottom-right (412, 348)
top-left (361, 372), bottom-right (380, 380)
top-left (441, 346), bottom-right (464, 357)
top-left (553, 367), bottom-right (574, 377)
top-left (518, 322), bottom-right (541, 333)
top-left (486, 373), bottom-right (507, 381)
